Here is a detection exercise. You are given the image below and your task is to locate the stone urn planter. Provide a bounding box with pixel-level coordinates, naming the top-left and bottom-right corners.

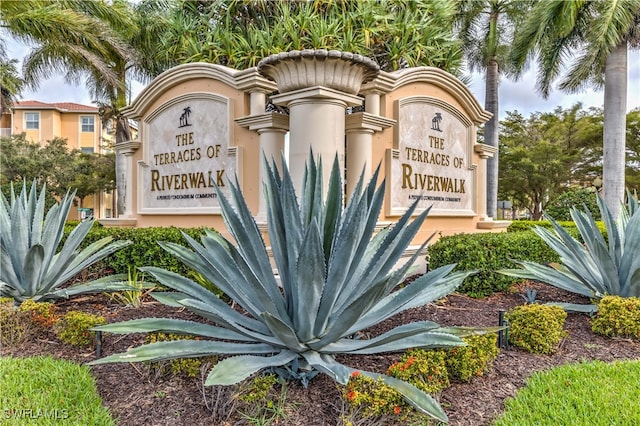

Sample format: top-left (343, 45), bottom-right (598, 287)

top-left (257, 49), bottom-right (380, 94)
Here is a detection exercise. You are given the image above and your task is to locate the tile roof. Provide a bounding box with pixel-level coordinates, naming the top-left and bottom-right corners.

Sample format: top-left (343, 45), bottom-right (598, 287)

top-left (14, 100), bottom-right (99, 112)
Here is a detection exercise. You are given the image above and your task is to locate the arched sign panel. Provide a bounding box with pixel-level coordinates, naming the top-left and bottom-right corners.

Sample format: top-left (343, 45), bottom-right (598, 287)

top-left (138, 93), bottom-right (240, 215)
top-left (388, 96), bottom-right (477, 216)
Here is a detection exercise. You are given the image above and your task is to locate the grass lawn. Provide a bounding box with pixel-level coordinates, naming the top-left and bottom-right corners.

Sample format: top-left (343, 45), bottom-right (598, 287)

top-left (0, 356), bottom-right (115, 426)
top-left (2, 354), bottom-right (637, 425)
top-left (493, 359), bottom-right (640, 425)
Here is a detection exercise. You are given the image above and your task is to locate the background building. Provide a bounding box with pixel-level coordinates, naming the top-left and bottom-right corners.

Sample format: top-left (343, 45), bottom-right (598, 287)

top-left (1, 100), bottom-right (114, 219)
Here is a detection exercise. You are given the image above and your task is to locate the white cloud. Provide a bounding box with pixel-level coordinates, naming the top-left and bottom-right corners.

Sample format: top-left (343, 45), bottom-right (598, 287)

top-left (7, 36), bottom-right (640, 116)
top-left (469, 49), bottom-right (640, 119)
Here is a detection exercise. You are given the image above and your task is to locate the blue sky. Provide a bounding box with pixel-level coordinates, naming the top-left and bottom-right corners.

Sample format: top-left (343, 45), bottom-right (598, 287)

top-left (7, 39), bottom-right (640, 120)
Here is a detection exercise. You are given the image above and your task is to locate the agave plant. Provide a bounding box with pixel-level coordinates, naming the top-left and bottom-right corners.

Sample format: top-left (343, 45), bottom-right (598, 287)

top-left (90, 155), bottom-right (475, 423)
top-left (0, 181), bottom-right (132, 304)
top-left (500, 190), bottom-right (640, 312)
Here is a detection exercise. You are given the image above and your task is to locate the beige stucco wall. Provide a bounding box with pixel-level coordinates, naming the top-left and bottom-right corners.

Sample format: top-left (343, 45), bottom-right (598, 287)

top-left (369, 72), bottom-right (492, 241)
top-left (110, 61), bottom-right (506, 247)
top-left (116, 64), bottom-right (272, 231)
top-left (11, 109), bottom-right (100, 149)
top-left (8, 106), bottom-right (103, 221)
top-left (0, 113), bottom-right (10, 127)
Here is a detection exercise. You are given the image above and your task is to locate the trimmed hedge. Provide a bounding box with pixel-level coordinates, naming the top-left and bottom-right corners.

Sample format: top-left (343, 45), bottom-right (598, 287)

top-left (506, 304), bottom-right (567, 354)
top-left (507, 220), bottom-right (575, 233)
top-left (591, 296), bottom-right (640, 339)
top-left (64, 225), bottom-right (216, 279)
top-left (508, 219), bottom-right (606, 236)
top-left (428, 231), bottom-right (562, 297)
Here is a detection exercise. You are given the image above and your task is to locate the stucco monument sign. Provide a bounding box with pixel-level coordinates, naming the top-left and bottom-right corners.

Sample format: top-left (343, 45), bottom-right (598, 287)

top-left (389, 97), bottom-right (476, 216)
top-left (141, 95), bottom-right (235, 214)
top-left (106, 49), bottom-right (505, 243)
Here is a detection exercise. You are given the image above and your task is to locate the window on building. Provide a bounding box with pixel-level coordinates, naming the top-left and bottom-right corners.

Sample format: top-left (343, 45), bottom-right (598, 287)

top-left (81, 116), bottom-right (95, 132)
top-left (25, 112), bottom-right (39, 130)
top-left (81, 147), bottom-right (95, 154)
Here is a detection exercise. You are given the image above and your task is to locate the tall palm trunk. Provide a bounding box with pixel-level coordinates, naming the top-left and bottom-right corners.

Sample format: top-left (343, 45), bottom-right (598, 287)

top-left (113, 62), bottom-right (131, 216)
top-left (485, 57), bottom-right (500, 219)
top-left (115, 116), bottom-right (131, 216)
top-left (602, 42), bottom-right (627, 219)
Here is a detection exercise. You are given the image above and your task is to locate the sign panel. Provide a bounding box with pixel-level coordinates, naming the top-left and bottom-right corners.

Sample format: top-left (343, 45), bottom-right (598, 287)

top-left (388, 97), bottom-right (477, 216)
top-left (139, 94), bottom-right (237, 214)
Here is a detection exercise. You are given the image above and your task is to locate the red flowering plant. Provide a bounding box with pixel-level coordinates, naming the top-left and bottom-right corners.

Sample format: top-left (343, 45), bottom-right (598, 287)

top-left (388, 349), bottom-right (450, 395)
top-left (342, 371), bottom-right (407, 418)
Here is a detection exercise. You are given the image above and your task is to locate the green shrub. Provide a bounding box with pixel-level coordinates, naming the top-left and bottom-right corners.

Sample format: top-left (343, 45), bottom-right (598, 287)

top-left (343, 338), bottom-right (499, 420)
top-left (144, 333), bottom-right (217, 378)
top-left (506, 304), bottom-right (567, 354)
top-left (446, 333), bottom-right (499, 382)
top-left (18, 299), bottom-right (59, 329)
top-left (238, 374), bottom-right (280, 404)
top-left (67, 226), bottom-right (216, 278)
top-left (64, 219), bottom-right (103, 235)
top-left (54, 311), bottom-right (106, 347)
top-left (507, 219), bottom-right (606, 236)
top-left (545, 188), bottom-right (601, 221)
top-left (591, 296), bottom-right (640, 339)
top-left (0, 298), bottom-right (30, 345)
top-left (428, 231), bottom-right (561, 297)
top-left (508, 220), bottom-right (576, 233)
top-left (342, 372), bottom-right (407, 418)
top-left (387, 348), bottom-right (450, 395)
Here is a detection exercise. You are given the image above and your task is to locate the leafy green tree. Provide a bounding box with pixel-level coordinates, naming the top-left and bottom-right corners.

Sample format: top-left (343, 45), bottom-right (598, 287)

top-left (499, 128), bottom-right (571, 219)
top-left (0, 135), bottom-right (42, 185)
top-left (536, 103), bottom-right (605, 188)
top-left (0, 135), bottom-right (114, 206)
top-left (498, 104), bottom-right (640, 219)
top-left (626, 108), bottom-right (640, 191)
top-left (1, 0), bottom-right (132, 90)
top-left (455, 0), bottom-right (530, 219)
top-left (69, 152), bottom-right (116, 208)
top-left (158, 0), bottom-right (462, 73)
top-left (511, 0), bottom-right (640, 218)
top-left (498, 109), bottom-right (587, 220)
top-left (1, 0), bottom-right (171, 216)
top-left (544, 188), bottom-right (601, 221)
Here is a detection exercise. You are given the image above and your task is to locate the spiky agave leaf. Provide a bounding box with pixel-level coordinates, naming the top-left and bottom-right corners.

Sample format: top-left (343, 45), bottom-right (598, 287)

top-left (500, 190), bottom-right (640, 309)
top-left (0, 180), bottom-right (132, 304)
top-left (90, 153), bottom-right (476, 423)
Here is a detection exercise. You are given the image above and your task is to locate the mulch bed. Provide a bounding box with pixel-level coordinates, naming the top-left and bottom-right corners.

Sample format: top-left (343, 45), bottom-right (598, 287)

top-left (2, 281), bottom-right (638, 425)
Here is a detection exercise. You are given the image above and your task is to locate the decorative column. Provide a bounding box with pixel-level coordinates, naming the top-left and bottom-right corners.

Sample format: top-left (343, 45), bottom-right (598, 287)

top-left (345, 113), bottom-right (395, 197)
top-left (235, 69), bottom-right (282, 220)
top-left (114, 140), bottom-right (141, 218)
top-left (474, 143), bottom-right (498, 224)
top-left (236, 113), bottom-right (289, 220)
top-left (258, 50), bottom-right (379, 194)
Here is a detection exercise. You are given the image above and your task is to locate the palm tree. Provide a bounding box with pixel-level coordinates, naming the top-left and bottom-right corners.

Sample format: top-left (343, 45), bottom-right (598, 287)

top-left (159, 0), bottom-right (463, 73)
top-left (0, 49), bottom-right (24, 115)
top-left (456, 0), bottom-right (529, 219)
top-left (511, 0), bottom-right (640, 218)
top-left (1, 0), bottom-right (133, 91)
top-left (1, 0), bottom-right (171, 216)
